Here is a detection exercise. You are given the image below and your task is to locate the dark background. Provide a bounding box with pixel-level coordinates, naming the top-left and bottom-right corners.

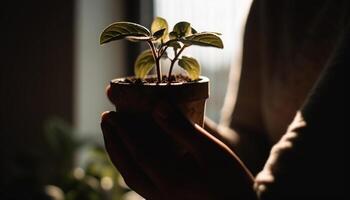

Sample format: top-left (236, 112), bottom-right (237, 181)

top-left (0, 0), bottom-right (74, 194)
top-left (0, 0), bottom-right (152, 198)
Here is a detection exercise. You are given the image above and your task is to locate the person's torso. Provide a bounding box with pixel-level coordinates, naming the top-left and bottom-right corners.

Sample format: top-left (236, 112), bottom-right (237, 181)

top-left (258, 0), bottom-right (349, 142)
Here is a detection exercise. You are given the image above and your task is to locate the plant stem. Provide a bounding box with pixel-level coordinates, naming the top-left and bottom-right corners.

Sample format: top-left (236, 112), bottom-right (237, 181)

top-left (168, 46), bottom-right (186, 81)
top-left (147, 41), bottom-right (162, 83)
top-left (159, 46), bottom-right (169, 58)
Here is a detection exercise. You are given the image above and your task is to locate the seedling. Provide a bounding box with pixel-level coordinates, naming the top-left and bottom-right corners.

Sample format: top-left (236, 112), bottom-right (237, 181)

top-left (100, 17), bottom-right (223, 83)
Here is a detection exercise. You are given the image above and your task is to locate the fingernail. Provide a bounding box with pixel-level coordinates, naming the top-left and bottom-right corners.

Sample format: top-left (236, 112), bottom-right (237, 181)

top-left (101, 111), bottom-right (111, 122)
top-left (101, 111), bottom-right (118, 125)
top-left (106, 84), bottom-right (114, 103)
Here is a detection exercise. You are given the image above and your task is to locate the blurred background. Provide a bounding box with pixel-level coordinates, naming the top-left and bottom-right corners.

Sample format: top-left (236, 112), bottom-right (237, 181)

top-left (0, 0), bottom-right (251, 199)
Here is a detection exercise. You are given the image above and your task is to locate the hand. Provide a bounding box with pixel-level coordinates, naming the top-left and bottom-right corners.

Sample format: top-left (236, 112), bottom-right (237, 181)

top-left (101, 103), bottom-right (257, 200)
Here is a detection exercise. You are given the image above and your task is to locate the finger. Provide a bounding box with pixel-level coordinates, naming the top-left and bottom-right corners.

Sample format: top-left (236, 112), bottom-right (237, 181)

top-left (112, 111), bottom-right (199, 188)
top-left (152, 102), bottom-right (254, 183)
top-left (101, 111), bottom-right (157, 198)
top-left (105, 84), bottom-right (115, 104)
top-left (152, 102), bottom-right (228, 155)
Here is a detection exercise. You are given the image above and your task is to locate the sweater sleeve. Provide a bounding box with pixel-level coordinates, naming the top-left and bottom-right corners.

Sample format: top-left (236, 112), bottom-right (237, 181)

top-left (254, 22), bottom-right (348, 198)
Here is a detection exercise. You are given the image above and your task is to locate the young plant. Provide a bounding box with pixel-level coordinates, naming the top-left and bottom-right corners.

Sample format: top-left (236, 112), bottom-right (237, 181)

top-left (100, 17), bottom-right (223, 83)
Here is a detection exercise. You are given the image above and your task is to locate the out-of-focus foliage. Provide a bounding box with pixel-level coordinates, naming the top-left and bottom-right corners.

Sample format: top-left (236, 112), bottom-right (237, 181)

top-left (1, 117), bottom-right (137, 200)
top-left (43, 117), bottom-right (134, 200)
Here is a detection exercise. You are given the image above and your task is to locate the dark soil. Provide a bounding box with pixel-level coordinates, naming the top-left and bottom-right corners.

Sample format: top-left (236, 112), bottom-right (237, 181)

top-left (121, 74), bottom-right (198, 85)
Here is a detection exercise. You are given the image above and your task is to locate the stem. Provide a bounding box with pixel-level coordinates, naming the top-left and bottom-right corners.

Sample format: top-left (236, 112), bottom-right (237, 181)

top-left (159, 45), bottom-right (169, 58)
top-left (168, 46), bottom-right (186, 82)
top-left (147, 41), bottom-right (162, 83)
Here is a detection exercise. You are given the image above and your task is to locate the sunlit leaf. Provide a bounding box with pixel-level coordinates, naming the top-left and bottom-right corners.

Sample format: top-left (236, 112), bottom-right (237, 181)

top-left (173, 21), bottom-right (192, 37)
top-left (126, 36), bottom-right (152, 42)
top-left (134, 50), bottom-right (155, 78)
top-left (201, 31), bottom-right (222, 35)
top-left (182, 33), bottom-right (223, 48)
top-left (178, 56), bottom-right (200, 80)
top-left (191, 27), bottom-right (197, 34)
top-left (169, 31), bottom-right (178, 40)
top-left (151, 17), bottom-right (169, 41)
top-left (100, 22), bottom-right (150, 44)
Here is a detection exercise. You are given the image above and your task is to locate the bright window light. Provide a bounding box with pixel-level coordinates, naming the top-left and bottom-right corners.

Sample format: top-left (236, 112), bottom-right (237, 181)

top-left (155, 0), bottom-right (252, 70)
top-left (154, 0), bottom-right (252, 121)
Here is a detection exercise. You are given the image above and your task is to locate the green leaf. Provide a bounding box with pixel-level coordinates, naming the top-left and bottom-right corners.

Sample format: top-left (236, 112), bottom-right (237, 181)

top-left (168, 41), bottom-right (181, 50)
top-left (151, 17), bottom-right (168, 41)
top-left (201, 31), bottom-right (222, 35)
top-left (173, 21), bottom-right (192, 37)
top-left (134, 50), bottom-right (155, 78)
top-left (182, 33), bottom-right (223, 48)
top-left (152, 28), bottom-right (166, 40)
top-left (169, 31), bottom-right (178, 40)
top-left (100, 22), bottom-right (151, 44)
top-left (178, 56), bottom-right (201, 80)
top-left (191, 27), bottom-right (197, 34)
top-left (126, 36), bottom-right (152, 42)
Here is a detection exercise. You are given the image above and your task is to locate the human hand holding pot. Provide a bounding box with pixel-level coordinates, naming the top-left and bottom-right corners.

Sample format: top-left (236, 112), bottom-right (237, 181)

top-left (100, 101), bottom-right (257, 200)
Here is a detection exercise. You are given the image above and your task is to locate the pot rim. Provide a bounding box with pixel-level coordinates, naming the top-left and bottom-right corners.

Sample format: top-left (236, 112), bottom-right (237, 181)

top-left (110, 75), bottom-right (209, 87)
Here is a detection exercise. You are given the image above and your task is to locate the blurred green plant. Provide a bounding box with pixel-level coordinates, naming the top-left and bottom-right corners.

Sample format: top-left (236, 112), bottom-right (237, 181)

top-left (42, 117), bottom-right (132, 200)
top-left (61, 146), bottom-right (126, 200)
top-left (1, 118), bottom-right (135, 200)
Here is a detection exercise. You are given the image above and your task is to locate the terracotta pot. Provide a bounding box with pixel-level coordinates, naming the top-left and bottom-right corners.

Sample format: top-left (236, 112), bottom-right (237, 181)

top-left (107, 76), bottom-right (209, 127)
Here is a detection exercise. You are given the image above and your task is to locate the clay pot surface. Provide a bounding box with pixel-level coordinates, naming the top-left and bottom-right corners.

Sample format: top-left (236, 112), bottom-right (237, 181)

top-left (108, 76), bottom-right (210, 127)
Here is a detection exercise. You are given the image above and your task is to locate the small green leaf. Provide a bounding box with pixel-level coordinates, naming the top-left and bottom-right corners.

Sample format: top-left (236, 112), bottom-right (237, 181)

top-left (173, 21), bottom-right (192, 37)
top-left (169, 31), bottom-right (178, 40)
top-left (100, 22), bottom-right (150, 44)
top-left (152, 28), bottom-right (166, 40)
top-left (168, 41), bottom-right (181, 50)
top-left (191, 27), bottom-right (197, 34)
top-left (151, 17), bottom-right (168, 41)
top-left (134, 50), bottom-right (155, 78)
top-left (182, 33), bottom-right (223, 48)
top-left (178, 56), bottom-right (201, 80)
